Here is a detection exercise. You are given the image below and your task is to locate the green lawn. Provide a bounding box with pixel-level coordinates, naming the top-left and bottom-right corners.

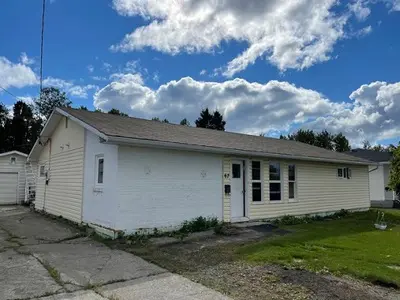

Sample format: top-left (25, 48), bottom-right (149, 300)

top-left (238, 209), bottom-right (400, 287)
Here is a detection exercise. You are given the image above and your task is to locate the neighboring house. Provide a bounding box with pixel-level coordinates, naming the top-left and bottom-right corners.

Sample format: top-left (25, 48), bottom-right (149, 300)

top-left (0, 151), bottom-right (27, 205)
top-left (346, 149), bottom-right (395, 208)
top-left (28, 108), bottom-right (371, 236)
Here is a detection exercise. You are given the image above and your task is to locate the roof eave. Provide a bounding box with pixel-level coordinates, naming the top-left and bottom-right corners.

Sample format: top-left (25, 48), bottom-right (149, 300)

top-left (106, 136), bottom-right (372, 166)
top-left (28, 107), bottom-right (109, 162)
top-left (0, 150), bottom-right (28, 158)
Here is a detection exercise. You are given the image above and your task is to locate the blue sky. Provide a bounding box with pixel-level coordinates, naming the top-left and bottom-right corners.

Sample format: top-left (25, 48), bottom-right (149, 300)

top-left (1, 0), bottom-right (400, 146)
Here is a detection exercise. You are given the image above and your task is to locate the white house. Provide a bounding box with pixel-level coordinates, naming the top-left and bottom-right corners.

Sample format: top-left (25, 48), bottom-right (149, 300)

top-left (347, 149), bottom-right (395, 208)
top-left (0, 151), bottom-right (28, 205)
top-left (28, 107), bottom-right (371, 236)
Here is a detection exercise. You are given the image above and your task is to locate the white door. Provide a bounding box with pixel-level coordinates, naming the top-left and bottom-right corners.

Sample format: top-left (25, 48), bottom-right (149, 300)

top-left (0, 173), bottom-right (18, 205)
top-left (231, 160), bottom-right (245, 218)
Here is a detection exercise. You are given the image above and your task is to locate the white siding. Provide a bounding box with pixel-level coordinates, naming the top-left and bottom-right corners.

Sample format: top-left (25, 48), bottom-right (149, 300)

top-left (34, 116), bottom-right (84, 223)
top-left (369, 165), bottom-right (385, 201)
top-left (0, 154), bottom-right (27, 204)
top-left (223, 157), bottom-right (370, 221)
top-left (82, 130), bottom-right (119, 229)
top-left (116, 146), bottom-right (223, 233)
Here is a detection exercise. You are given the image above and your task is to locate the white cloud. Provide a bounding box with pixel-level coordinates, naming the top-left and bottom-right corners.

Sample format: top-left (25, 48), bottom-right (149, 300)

top-left (349, 0), bottom-right (371, 21)
top-left (87, 65), bottom-right (94, 73)
top-left (20, 52), bottom-right (35, 65)
top-left (109, 73), bottom-right (144, 85)
top-left (0, 57), bottom-right (38, 89)
top-left (102, 62), bottom-right (113, 72)
top-left (94, 76), bottom-right (400, 145)
top-left (351, 25), bottom-right (373, 38)
top-left (152, 72), bottom-right (159, 83)
top-left (199, 69), bottom-right (207, 76)
top-left (43, 77), bottom-right (98, 99)
top-left (111, 0), bottom-right (351, 76)
top-left (91, 76), bottom-right (107, 81)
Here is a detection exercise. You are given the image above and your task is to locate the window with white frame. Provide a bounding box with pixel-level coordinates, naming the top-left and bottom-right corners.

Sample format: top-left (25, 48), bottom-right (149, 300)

top-left (251, 161), bottom-right (262, 202)
top-left (95, 155), bottom-right (104, 186)
top-left (10, 156), bottom-right (16, 165)
top-left (269, 162), bottom-right (281, 201)
top-left (337, 167), bottom-right (351, 179)
top-left (288, 164), bottom-right (296, 200)
top-left (39, 165), bottom-right (46, 177)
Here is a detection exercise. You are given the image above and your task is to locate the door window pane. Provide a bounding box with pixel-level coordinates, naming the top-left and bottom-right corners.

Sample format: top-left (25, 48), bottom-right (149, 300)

top-left (252, 182), bottom-right (262, 202)
top-left (269, 162), bottom-right (280, 180)
top-left (252, 161), bottom-right (261, 180)
top-left (232, 164), bottom-right (241, 178)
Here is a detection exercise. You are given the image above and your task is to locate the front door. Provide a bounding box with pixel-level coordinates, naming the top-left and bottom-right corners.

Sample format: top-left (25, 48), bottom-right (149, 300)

top-left (231, 160), bottom-right (245, 218)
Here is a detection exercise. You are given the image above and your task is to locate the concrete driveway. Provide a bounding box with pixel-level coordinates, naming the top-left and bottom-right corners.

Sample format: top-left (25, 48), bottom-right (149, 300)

top-left (0, 206), bottom-right (231, 300)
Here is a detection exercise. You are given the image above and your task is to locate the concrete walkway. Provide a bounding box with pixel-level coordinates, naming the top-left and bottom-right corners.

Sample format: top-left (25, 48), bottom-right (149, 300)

top-left (0, 206), bottom-right (231, 300)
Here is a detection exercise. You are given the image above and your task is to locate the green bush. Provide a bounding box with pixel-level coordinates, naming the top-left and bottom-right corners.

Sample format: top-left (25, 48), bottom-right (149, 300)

top-left (179, 216), bottom-right (219, 234)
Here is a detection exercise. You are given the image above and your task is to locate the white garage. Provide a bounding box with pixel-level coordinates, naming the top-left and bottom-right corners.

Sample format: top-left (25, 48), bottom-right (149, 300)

top-left (0, 173), bottom-right (18, 204)
top-left (0, 151), bottom-right (28, 205)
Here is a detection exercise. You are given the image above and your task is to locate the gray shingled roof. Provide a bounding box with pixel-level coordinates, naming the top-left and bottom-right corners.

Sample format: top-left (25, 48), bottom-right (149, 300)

top-left (62, 107), bottom-right (371, 165)
top-left (346, 149), bottom-right (393, 162)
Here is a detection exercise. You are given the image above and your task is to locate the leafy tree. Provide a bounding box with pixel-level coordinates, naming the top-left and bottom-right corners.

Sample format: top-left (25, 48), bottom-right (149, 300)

top-left (195, 108), bottom-right (226, 131)
top-left (152, 117), bottom-right (169, 123)
top-left (0, 101), bottom-right (42, 154)
top-left (333, 133), bottom-right (351, 152)
top-left (180, 118), bottom-right (190, 126)
top-left (0, 103), bottom-right (9, 153)
top-left (35, 87), bottom-right (72, 119)
top-left (389, 146), bottom-right (400, 197)
top-left (280, 129), bottom-right (351, 152)
top-left (286, 129), bottom-right (316, 146)
top-left (315, 130), bottom-right (334, 150)
top-left (362, 140), bottom-right (371, 150)
top-left (78, 105), bottom-right (88, 111)
top-left (108, 108), bottom-right (128, 117)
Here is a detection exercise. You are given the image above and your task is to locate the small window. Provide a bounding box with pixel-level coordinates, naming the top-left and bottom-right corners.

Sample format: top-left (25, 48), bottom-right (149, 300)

top-left (39, 165), bottom-right (46, 177)
top-left (337, 167), bottom-right (351, 179)
top-left (269, 162), bottom-right (281, 201)
top-left (65, 117), bottom-right (69, 128)
top-left (95, 155), bottom-right (104, 185)
top-left (288, 165), bottom-right (296, 200)
top-left (232, 163), bottom-right (241, 178)
top-left (10, 157), bottom-right (16, 165)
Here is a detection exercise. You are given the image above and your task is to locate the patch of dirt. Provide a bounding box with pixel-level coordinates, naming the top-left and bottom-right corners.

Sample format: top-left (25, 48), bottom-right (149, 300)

top-left (112, 229), bottom-right (400, 300)
top-left (263, 265), bottom-right (400, 300)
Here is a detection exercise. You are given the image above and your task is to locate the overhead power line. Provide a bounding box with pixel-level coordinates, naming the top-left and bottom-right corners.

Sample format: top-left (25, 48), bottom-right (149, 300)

top-left (39, 0), bottom-right (47, 94)
top-left (0, 86), bottom-right (19, 100)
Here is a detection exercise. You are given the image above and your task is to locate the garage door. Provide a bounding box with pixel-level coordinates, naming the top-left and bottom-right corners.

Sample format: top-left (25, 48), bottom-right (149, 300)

top-left (0, 173), bottom-right (18, 205)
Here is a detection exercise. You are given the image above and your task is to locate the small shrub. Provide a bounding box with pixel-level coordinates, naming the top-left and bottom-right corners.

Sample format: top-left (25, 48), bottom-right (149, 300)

top-left (213, 222), bottom-right (234, 235)
top-left (332, 209), bottom-right (349, 218)
top-left (178, 216), bottom-right (219, 234)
